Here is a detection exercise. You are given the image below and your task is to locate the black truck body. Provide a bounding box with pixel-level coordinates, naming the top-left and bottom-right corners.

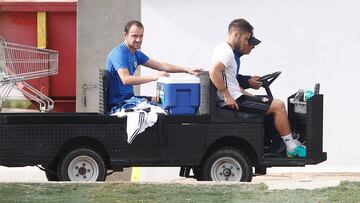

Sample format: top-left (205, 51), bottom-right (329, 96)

top-left (0, 71), bottom-right (327, 182)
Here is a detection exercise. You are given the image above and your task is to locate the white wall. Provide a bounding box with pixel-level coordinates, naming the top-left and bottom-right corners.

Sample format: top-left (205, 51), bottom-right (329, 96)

top-left (139, 0), bottom-right (360, 179)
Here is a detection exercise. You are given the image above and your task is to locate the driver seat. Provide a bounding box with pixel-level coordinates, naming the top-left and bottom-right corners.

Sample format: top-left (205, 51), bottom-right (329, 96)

top-left (201, 71), bottom-right (263, 123)
top-left (209, 82), bottom-right (264, 123)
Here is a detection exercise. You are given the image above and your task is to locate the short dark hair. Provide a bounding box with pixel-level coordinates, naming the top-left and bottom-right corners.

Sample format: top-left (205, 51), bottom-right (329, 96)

top-left (228, 18), bottom-right (253, 34)
top-left (124, 20), bottom-right (144, 33)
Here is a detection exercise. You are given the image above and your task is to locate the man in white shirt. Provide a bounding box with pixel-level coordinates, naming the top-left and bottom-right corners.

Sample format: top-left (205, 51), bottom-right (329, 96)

top-left (209, 18), bottom-right (306, 158)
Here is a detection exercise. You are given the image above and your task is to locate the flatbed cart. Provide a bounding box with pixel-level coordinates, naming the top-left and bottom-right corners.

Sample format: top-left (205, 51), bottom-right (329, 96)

top-left (0, 38), bottom-right (326, 182)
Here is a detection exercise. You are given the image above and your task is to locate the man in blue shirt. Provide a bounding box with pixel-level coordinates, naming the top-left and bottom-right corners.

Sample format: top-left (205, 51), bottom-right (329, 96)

top-left (106, 20), bottom-right (201, 110)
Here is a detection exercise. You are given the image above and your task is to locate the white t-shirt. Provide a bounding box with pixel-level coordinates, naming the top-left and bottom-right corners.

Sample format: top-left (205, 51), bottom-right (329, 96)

top-left (211, 42), bottom-right (242, 106)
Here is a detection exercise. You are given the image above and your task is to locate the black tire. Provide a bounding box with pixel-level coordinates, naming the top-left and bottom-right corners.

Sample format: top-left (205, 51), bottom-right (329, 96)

top-left (192, 167), bottom-right (201, 180)
top-left (57, 148), bottom-right (106, 182)
top-left (200, 147), bottom-right (252, 182)
top-left (45, 163), bottom-right (59, 181)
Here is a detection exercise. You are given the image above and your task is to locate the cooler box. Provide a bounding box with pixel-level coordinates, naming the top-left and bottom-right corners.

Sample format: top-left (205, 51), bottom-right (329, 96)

top-left (157, 77), bottom-right (200, 115)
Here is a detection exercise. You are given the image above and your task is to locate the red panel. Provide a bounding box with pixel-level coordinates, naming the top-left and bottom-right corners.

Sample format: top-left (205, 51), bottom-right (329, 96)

top-left (0, 2), bottom-right (77, 12)
top-left (0, 12), bottom-right (37, 46)
top-left (53, 100), bottom-right (76, 112)
top-left (0, 12), bottom-right (50, 96)
top-left (47, 11), bottom-right (76, 97)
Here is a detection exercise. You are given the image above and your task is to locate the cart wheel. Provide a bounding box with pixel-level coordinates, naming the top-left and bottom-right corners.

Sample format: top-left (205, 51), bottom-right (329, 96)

top-left (200, 147), bottom-right (252, 182)
top-left (58, 148), bottom-right (106, 182)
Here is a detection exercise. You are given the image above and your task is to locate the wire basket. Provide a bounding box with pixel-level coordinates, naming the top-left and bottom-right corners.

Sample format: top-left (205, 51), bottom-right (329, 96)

top-left (0, 37), bottom-right (59, 112)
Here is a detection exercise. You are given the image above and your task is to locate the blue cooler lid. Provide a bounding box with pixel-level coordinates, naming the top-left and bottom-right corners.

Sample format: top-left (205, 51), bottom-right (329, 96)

top-left (157, 76), bottom-right (200, 84)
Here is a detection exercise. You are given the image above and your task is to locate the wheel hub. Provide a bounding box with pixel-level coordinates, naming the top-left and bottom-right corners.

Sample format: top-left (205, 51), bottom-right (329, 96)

top-left (78, 167), bottom-right (87, 175)
top-left (211, 157), bottom-right (242, 181)
top-left (68, 155), bottom-right (99, 181)
top-left (223, 168), bottom-right (231, 176)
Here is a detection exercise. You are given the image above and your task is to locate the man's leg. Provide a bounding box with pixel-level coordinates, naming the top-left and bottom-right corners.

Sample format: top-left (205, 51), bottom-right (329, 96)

top-left (267, 99), bottom-right (306, 157)
top-left (266, 99), bottom-right (291, 136)
top-left (235, 95), bottom-right (306, 158)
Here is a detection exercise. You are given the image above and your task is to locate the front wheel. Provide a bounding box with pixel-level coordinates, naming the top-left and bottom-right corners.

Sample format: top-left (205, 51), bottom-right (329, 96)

top-left (57, 148), bottom-right (106, 182)
top-left (200, 147), bottom-right (252, 182)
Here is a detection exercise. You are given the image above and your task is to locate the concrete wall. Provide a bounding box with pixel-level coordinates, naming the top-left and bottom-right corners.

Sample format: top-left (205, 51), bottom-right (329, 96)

top-left (77, 0), bottom-right (141, 181)
top-left (139, 0), bottom-right (360, 180)
top-left (77, 0), bottom-right (141, 112)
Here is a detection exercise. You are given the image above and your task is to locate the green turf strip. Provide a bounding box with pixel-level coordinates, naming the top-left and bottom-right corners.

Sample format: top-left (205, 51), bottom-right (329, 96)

top-left (0, 181), bottom-right (359, 203)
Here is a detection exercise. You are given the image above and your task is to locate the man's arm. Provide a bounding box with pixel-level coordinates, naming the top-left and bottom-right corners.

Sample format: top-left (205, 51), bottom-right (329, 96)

top-left (209, 61), bottom-right (239, 110)
top-left (143, 59), bottom-right (201, 75)
top-left (237, 74), bottom-right (262, 89)
top-left (117, 68), bottom-right (169, 85)
top-left (237, 74), bottom-right (252, 89)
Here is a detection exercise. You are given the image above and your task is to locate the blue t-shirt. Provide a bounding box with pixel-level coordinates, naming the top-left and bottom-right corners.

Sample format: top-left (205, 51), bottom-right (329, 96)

top-left (106, 42), bottom-right (149, 108)
top-left (233, 49), bottom-right (252, 89)
top-left (233, 49), bottom-right (241, 74)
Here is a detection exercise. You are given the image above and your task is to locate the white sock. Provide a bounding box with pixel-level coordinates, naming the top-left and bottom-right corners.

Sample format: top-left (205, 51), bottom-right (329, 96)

top-left (282, 134), bottom-right (297, 152)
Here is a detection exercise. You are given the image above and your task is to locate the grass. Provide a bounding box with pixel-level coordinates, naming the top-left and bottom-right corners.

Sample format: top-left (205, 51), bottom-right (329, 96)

top-left (0, 181), bottom-right (359, 203)
top-left (2, 99), bottom-right (32, 109)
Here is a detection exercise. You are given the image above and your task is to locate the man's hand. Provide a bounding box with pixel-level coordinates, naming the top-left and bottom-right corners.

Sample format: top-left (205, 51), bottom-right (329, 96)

top-left (154, 71), bottom-right (170, 81)
top-left (185, 67), bottom-right (202, 76)
top-left (151, 96), bottom-right (159, 103)
top-left (223, 91), bottom-right (239, 110)
top-left (248, 76), bottom-right (262, 90)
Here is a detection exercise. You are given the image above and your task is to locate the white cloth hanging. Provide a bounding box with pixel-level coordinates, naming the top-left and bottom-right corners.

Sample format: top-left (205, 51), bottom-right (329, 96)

top-left (111, 101), bottom-right (166, 144)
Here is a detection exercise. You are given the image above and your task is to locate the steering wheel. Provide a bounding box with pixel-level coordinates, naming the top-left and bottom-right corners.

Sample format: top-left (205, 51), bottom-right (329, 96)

top-left (259, 71), bottom-right (281, 99)
top-left (260, 71), bottom-right (281, 86)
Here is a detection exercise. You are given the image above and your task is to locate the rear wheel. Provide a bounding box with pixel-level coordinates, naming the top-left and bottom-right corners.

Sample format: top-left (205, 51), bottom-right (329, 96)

top-left (57, 148), bottom-right (106, 182)
top-left (200, 147), bottom-right (252, 182)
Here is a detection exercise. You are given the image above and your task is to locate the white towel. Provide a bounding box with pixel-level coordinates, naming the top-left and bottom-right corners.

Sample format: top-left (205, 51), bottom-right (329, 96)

top-left (113, 102), bottom-right (166, 144)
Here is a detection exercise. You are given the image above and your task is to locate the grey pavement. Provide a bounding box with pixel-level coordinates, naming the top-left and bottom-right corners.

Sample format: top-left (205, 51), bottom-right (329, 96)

top-left (0, 166), bottom-right (47, 182)
top-left (252, 172), bottom-right (360, 190)
top-left (171, 172), bottom-right (360, 190)
top-left (1, 166), bottom-right (360, 190)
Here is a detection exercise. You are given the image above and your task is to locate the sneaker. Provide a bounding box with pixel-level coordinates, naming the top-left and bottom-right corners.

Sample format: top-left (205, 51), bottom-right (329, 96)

top-left (287, 145), bottom-right (307, 158)
top-left (294, 139), bottom-right (302, 146)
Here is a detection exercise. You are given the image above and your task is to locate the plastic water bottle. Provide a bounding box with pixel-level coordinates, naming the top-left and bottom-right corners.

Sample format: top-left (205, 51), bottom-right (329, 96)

top-left (314, 83), bottom-right (320, 94)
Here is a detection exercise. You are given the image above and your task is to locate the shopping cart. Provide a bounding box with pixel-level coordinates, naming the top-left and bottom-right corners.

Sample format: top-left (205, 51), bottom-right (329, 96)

top-left (0, 37), bottom-right (59, 112)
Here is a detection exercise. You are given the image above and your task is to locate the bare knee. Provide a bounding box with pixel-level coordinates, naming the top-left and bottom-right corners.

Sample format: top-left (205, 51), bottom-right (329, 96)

top-left (268, 99), bottom-right (286, 114)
